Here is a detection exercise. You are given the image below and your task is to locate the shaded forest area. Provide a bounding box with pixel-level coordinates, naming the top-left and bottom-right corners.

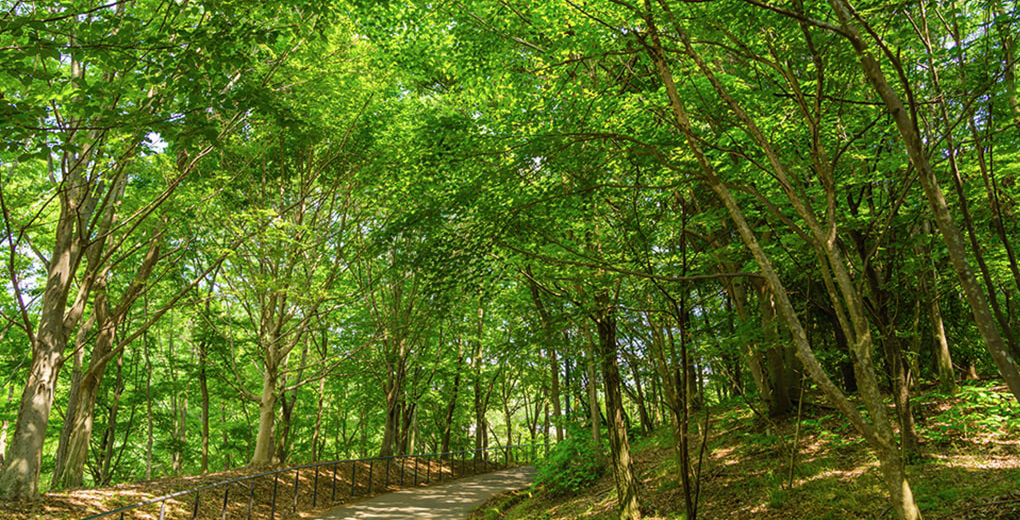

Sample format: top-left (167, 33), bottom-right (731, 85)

top-left (1, 1), bottom-right (1019, 519)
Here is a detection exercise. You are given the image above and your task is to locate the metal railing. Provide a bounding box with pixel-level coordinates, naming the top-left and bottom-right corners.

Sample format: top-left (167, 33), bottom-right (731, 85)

top-left (84, 442), bottom-right (549, 519)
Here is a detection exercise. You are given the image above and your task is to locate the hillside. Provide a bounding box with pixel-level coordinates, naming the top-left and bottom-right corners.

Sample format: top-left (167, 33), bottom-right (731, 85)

top-left (475, 381), bottom-right (1020, 520)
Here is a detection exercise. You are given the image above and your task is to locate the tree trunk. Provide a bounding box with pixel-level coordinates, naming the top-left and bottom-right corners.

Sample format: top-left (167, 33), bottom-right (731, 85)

top-left (916, 222), bottom-right (956, 394)
top-left (273, 343), bottom-right (306, 465)
top-left (548, 347), bottom-right (563, 442)
top-left (312, 377), bottom-right (327, 461)
top-left (199, 340), bottom-right (210, 473)
top-left (525, 271), bottom-right (564, 442)
top-left (144, 327), bottom-right (154, 480)
top-left (826, 0), bottom-right (1020, 403)
top-left (594, 292), bottom-right (641, 519)
top-left (99, 349), bottom-right (126, 485)
top-left (250, 370), bottom-right (277, 466)
top-left (51, 326), bottom-right (88, 489)
top-left (473, 305), bottom-right (489, 461)
top-left (441, 340), bottom-right (463, 458)
top-left (0, 385), bottom-right (13, 467)
top-left (643, 13), bottom-right (922, 517)
top-left (379, 334), bottom-right (408, 457)
top-left (626, 355), bottom-right (654, 434)
top-left (756, 281), bottom-right (791, 416)
top-left (222, 402), bottom-right (231, 470)
top-left (579, 323), bottom-right (602, 445)
top-left (0, 233), bottom-right (78, 498)
top-left (379, 382), bottom-right (402, 457)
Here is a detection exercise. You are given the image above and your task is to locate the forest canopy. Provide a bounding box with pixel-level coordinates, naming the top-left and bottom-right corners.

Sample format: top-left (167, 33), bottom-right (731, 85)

top-left (1, 1), bottom-right (1019, 519)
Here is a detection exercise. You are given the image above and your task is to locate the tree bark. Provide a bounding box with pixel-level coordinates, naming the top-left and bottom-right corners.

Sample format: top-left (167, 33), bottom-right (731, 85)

top-left (579, 322), bottom-right (602, 445)
top-left (473, 323), bottom-right (489, 461)
top-left (594, 291), bottom-right (641, 519)
top-left (441, 339), bottom-right (464, 458)
top-left (312, 377), bottom-right (327, 461)
top-left (98, 349), bottom-right (126, 485)
top-left (199, 339), bottom-right (210, 473)
top-left (525, 270), bottom-right (564, 442)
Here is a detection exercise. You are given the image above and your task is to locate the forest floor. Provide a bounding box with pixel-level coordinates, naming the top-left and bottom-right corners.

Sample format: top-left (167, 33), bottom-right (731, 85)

top-left (0, 455), bottom-right (507, 519)
top-left (473, 381), bottom-right (1020, 520)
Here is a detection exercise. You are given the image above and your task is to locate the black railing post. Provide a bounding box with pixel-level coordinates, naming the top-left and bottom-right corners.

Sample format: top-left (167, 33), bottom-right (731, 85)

top-left (247, 482), bottom-right (255, 520)
top-left (413, 457), bottom-right (419, 486)
top-left (293, 468), bottom-right (300, 513)
top-left (426, 454), bottom-right (431, 484)
top-left (331, 461), bottom-right (338, 503)
top-left (191, 491), bottom-right (200, 519)
top-left (350, 461), bottom-right (357, 497)
top-left (385, 458), bottom-right (391, 489)
top-left (270, 473), bottom-right (279, 520)
top-left (221, 484), bottom-right (229, 520)
top-left (399, 457), bottom-right (405, 486)
top-left (313, 465), bottom-right (320, 507)
top-left (367, 460), bottom-right (374, 495)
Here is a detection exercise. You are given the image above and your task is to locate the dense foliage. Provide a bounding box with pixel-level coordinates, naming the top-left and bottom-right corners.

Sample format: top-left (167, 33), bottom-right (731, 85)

top-left (1, 1), bottom-right (1018, 519)
top-left (534, 427), bottom-right (608, 497)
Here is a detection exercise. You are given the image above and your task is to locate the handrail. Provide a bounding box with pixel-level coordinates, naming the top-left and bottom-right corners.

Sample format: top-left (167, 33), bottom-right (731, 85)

top-left (84, 442), bottom-right (549, 519)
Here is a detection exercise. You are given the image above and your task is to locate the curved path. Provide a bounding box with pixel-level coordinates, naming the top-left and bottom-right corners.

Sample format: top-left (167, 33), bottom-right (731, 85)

top-left (307, 466), bottom-right (534, 519)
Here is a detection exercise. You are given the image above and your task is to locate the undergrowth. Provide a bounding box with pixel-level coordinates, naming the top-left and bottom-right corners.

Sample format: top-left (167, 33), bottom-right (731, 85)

top-left (533, 427), bottom-right (608, 497)
top-left (490, 381), bottom-right (1020, 520)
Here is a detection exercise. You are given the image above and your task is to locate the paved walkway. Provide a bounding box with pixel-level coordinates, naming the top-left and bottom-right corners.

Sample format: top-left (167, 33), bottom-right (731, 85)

top-left (307, 466), bottom-right (535, 519)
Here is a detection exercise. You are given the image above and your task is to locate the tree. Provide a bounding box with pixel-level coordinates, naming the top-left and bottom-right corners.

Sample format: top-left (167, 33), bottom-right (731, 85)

top-left (0, 0), bottom-right (335, 498)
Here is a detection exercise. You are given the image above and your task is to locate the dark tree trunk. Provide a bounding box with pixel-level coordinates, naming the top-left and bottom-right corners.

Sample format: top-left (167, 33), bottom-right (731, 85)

top-left (594, 291), bottom-right (641, 519)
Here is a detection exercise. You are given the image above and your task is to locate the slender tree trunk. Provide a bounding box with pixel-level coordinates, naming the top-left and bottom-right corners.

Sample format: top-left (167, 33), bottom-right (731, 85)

top-left (172, 382), bottom-right (188, 475)
top-left (99, 349), bottom-right (126, 485)
top-left (199, 340), bottom-right (210, 473)
top-left (222, 402), bottom-right (230, 470)
top-left (473, 304), bottom-right (489, 460)
top-left (626, 355), bottom-right (654, 434)
top-left (548, 347), bottom-right (563, 442)
top-left (753, 280), bottom-right (791, 417)
top-left (441, 340), bottom-right (463, 458)
top-left (543, 398), bottom-right (550, 456)
top-left (144, 327), bottom-right (154, 480)
top-left (379, 335), bottom-right (407, 457)
top-left (579, 323), bottom-right (602, 445)
top-left (51, 327), bottom-right (88, 489)
top-left (312, 377), bottom-right (327, 461)
top-left (929, 288), bottom-right (955, 394)
top-left (276, 389), bottom-right (296, 465)
top-left (826, 0), bottom-right (1020, 403)
top-left (594, 292), bottom-right (641, 520)
top-left (915, 222), bottom-right (956, 394)
top-left (274, 343), bottom-right (306, 465)
top-left (643, 11), bottom-right (922, 517)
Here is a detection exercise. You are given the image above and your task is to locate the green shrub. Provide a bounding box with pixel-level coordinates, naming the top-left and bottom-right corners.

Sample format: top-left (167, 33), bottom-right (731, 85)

top-left (533, 430), bottom-right (607, 496)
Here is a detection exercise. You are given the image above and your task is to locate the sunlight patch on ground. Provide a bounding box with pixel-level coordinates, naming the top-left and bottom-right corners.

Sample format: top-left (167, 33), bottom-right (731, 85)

top-left (792, 459), bottom-right (878, 488)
